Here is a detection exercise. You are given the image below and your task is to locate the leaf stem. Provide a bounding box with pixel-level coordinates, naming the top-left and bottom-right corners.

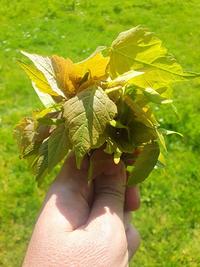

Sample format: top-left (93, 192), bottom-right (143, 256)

top-left (105, 86), bottom-right (122, 94)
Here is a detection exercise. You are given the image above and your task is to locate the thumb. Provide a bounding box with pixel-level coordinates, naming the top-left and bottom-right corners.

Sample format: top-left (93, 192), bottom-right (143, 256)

top-left (87, 150), bottom-right (126, 223)
top-left (37, 153), bottom-right (92, 232)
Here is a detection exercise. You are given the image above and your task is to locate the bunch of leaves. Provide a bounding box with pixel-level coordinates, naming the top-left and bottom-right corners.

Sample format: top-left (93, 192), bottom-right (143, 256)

top-left (14, 26), bottom-right (199, 185)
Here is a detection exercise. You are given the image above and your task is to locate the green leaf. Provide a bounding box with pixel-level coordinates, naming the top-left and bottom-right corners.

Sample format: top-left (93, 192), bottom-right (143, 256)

top-left (37, 117), bottom-right (64, 126)
top-left (23, 143), bottom-right (41, 159)
top-left (114, 149), bottom-right (122, 164)
top-left (32, 140), bottom-right (49, 182)
top-left (143, 87), bottom-right (172, 104)
top-left (109, 26), bottom-right (199, 89)
top-left (63, 86), bottom-right (117, 167)
top-left (104, 138), bottom-right (117, 154)
top-left (105, 70), bottom-right (143, 88)
top-left (48, 124), bottom-right (70, 171)
top-left (128, 120), bottom-right (157, 145)
top-left (127, 142), bottom-right (160, 185)
top-left (124, 95), bottom-right (154, 127)
top-left (104, 138), bottom-right (123, 160)
top-left (106, 124), bottom-right (134, 153)
top-left (156, 129), bottom-right (167, 151)
top-left (124, 85), bottom-right (137, 100)
top-left (159, 128), bottom-right (183, 137)
top-left (157, 152), bottom-right (166, 168)
top-left (109, 119), bottom-right (129, 130)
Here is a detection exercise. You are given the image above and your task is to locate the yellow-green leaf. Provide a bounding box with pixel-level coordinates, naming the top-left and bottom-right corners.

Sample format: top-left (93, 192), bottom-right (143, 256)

top-left (156, 129), bottom-right (167, 151)
top-left (32, 82), bottom-right (56, 107)
top-left (76, 49), bottom-right (109, 79)
top-left (105, 70), bottom-right (143, 89)
top-left (143, 87), bottom-right (173, 104)
top-left (63, 86), bottom-right (117, 168)
top-left (18, 61), bottom-right (58, 96)
top-left (21, 51), bottom-right (66, 97)
top-left (124, 95), bottom-right (154, 127)
top-left (157, 152), bottom-right (166, 168)
top-left (159, 128), bottom-right (183, 137)
top-left (109, 26), bottom-right (199, 89)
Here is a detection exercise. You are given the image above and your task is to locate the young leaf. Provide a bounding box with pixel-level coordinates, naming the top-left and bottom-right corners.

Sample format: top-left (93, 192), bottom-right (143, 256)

top-left (34, 107), bottom-right (57, 119)
top-left (23, 142), bottom-right (41, 159)
top-left (109, 119), bottom-right (129, 130)
top-left (128, 120), bottom-right (157, 145)
top-left (157, 152), bottom-right (166, 168)
top-left (76, 50), bottom-right (109, 80)
top-left (109, 26), bottom-right (198, 88)
top-left (63, 86), bottom-right (117, 167)
top-left (35, 124), bottom-right (53, 145)
top-left (14, 118), bottom-right (35, 155)
top-left (156, 129), bottom-right (167, 151)
top-left (159, 128), bottom-right (183, 137)
top-left (31, 140), bottom-right (49, 182)
top-left (104, 139), bottom-right (122, 164)
top-left (105, 124), bottom-right (133, 153)
top-left (25, 140), bottom-right (48, 183)
top-left (16, 26), bottom-right (197, 183)
top-left (124, 95), bottom-right (154, 127)
top-left (114, 148), bottom-right (122, 164)
top-left (48, 124), bottom-right (70, 171)
top-left (127, 142), bottom-right (160, 185)
top-left (37, 117), bottom-right (64, 126)
top-left (18, 61), bottom-right (58, 96)
top-left (51, 55), bottom-right (80, 96)
top-left (32, 82), bottom-right (56, 107)
top-left (104, 70), bottom-right (143, 88)
top-left (143, 87), bottom-right (172, 104)
top-left (104, 138), bottom-right (117, 154)
top-left (21, 51), bottom-right (66, 97)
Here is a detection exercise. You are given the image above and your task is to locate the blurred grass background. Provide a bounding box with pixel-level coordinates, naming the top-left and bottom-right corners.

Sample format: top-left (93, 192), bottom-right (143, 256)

top-left (0, 0), bottom-right (200, 266)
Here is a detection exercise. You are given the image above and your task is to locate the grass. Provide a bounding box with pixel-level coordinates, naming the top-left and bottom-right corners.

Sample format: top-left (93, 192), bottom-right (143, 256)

top-left (0, 0), bottom-right (200, 266)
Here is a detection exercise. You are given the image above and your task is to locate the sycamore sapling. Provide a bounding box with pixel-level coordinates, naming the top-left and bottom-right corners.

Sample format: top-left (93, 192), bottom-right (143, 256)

top-left (14, 26), bottom-right (198, 185)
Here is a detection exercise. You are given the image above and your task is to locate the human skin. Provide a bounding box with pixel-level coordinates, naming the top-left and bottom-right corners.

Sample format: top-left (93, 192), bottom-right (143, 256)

top-left (23, 150), bottom-right (140, 267)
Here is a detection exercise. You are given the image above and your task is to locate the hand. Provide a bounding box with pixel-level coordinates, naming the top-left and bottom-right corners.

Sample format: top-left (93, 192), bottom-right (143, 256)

top-left (23, 150), bottom-right (140, 267)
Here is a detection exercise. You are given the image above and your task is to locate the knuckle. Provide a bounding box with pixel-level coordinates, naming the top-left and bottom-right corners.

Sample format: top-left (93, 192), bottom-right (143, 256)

top-left (96, 183), bottom-right (124, 202)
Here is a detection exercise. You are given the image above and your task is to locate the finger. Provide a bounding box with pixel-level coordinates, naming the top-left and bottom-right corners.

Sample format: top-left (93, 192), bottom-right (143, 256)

top-left (124, 212), bottom-right (140, 261)
top-left (126, 224), bottom-right (140, 261)
top-left (125, 186), bottom-right (140, 211)
top-left (86, 150), bottom-right (126, 230)
top-left (123, 211), bottom-right (132, 230)
top-left (37, 153), bottom-right (93, 232)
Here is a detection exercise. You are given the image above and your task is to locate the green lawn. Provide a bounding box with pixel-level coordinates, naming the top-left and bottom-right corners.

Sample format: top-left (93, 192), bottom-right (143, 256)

top-left (0, 1), bottom-right (200, 266)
